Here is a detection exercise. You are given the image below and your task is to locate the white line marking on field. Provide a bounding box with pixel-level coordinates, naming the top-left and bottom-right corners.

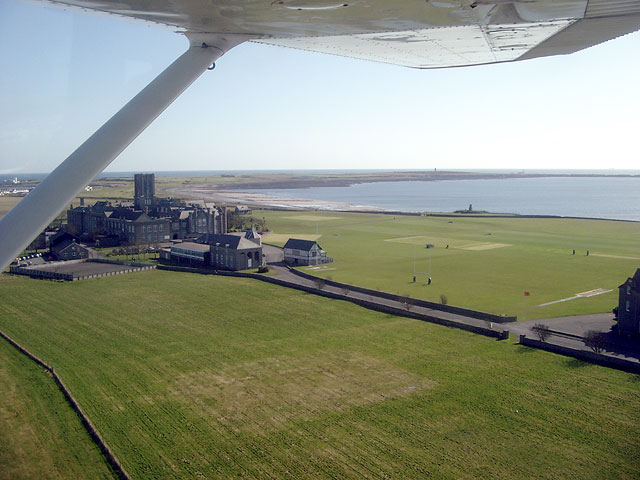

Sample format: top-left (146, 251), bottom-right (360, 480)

top-left (462, 243), bottom-right (511, 251)
top-left (590, 253), bottom-right (640, 260)
top-left (535, 288), bottom-right (613, 307)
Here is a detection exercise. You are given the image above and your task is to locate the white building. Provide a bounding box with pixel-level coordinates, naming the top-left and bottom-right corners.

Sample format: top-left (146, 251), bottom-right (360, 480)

top-left (283, 238), bottom-right (332, 266)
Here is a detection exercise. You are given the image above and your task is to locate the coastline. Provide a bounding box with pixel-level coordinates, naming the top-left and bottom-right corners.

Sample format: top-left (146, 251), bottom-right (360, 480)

top-left (167, 187), bottom-right (390, 212)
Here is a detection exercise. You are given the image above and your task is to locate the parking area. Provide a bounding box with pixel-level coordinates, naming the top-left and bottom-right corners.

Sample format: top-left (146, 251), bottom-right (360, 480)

top-left (10, 259), bottom-right (154, 281)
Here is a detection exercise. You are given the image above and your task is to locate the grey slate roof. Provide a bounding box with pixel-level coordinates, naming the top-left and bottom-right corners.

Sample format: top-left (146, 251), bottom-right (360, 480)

top-left (283, 238), bottom-right (319, 251)
top-left (199, 234), bottom-right (259, 250)
top-left (49, 231), bottom-right (77, 247)
top-left (172, 242), bottom-right (210, 252)
top-left (108, 208), bottom-right (146, 221)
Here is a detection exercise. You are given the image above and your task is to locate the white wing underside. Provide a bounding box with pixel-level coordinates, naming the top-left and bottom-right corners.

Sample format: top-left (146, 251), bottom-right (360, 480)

top-left (46, 0), bottom-right (640, 68)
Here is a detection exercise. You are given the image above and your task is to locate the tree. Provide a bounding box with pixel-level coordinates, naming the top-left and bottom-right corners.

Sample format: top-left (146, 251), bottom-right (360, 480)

top-left (440, 294), bottom-right (448, 305)
top-left (313, 277), bottom-right (325, 290)
top-left (531, 323), bottom-right (551, 342)
top-left (402, 294), bottom-right (414, 312)
top-left (583, 330), bottom-right (607, 353)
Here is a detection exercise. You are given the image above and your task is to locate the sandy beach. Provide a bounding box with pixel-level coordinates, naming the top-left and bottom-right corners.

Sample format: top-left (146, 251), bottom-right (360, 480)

top-left (166, 186), bottom-right (387, 211)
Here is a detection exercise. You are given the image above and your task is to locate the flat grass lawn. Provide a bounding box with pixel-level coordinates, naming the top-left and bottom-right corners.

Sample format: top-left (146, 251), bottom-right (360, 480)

top-left (0, 196), bottom-right (22, 219)
top-left (0, 271), bottom-right (638, 479)
top-left (0, 334), bottom-right (116, 477)
top-left (260, 210), bottom-right (640, 320)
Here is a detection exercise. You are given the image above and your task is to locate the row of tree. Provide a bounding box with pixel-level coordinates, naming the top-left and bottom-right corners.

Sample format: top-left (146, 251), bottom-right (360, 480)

top-left (531, 323), bottom-right (608, 353)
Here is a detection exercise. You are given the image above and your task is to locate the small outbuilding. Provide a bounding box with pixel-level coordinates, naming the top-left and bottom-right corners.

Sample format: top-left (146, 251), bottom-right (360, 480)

top-left (617, 268), bottom-right (640, 336)
top-left (283, 238), bottom-right (332, 266)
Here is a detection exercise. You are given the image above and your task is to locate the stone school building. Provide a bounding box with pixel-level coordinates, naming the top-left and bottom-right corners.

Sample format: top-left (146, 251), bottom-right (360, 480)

top-left (161, 233), bottom-right (262, 271)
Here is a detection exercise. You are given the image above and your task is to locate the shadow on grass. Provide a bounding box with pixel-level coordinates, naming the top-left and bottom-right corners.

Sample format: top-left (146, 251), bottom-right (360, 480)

top-left (515, 345), bottom-right (536, 354)
top-left (565, 358), bottom-right (589, 369)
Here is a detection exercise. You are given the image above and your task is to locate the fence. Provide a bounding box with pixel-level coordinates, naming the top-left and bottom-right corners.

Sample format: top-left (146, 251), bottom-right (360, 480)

top-left (0, 330), bottom-right (131, 480)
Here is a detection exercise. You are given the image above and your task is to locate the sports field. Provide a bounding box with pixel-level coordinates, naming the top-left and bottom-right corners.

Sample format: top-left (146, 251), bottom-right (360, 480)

top-left (260, 210), bottom-right (640, 320)
top-left (0, 271), bottom-right (638, 478)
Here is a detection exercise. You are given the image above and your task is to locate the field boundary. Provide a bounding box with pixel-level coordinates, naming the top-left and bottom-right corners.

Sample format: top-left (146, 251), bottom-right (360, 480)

top-left (156, 264), bottom-right (509, 340)
top-left (9, 258), bottom-right (155, 282)
top-left (289, 267), bottom-right (517, 323)
top-left (0, 329), bottom-right (131, 480)
top-left (519, 335), bottom-right (640, 374)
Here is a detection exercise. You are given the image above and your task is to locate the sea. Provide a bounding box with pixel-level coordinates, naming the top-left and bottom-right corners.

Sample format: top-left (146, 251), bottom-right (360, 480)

top-left (232, 174), bottom-right (640, 222)
top-left (6, 169), bottom-right (640, 222)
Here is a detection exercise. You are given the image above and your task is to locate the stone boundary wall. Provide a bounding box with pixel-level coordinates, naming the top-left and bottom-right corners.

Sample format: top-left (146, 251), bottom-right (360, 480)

top-left (0, 330), bottom-right (131, 480)
top-left (288, 268), bottom-right (517, 323)
top-left (10, 260), bottom-right (155, 282)
top-left (519, 335), bottom-right (640, 374)
top-left (156, 265), bottom-right (509, 340)
top-left (72, 265), bottom-right (155, 282)
top-left (9, 265), bottom-right (74, 281)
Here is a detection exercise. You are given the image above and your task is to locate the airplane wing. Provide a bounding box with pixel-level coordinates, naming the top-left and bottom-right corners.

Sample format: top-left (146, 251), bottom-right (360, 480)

top-left (43, 0), bottom-right (640, 68)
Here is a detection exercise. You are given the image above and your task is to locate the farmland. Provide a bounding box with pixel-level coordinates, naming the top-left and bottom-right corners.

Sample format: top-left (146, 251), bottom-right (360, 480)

top-left (258, 210), bottom-right (640, 320)
top-left (0, 271), bottom-right (638, 478)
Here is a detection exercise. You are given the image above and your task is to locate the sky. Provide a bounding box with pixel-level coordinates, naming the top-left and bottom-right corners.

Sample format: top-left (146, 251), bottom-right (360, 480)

top-left (1, 0), bottom-right (639, 174)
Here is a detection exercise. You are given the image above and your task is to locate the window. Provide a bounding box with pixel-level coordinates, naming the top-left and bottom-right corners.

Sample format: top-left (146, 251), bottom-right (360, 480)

top-left (626, 300), bottom-right (631, 312)
top-left (159, 224), bottom-right (163, 232)
top-left (154, 224), bottom-right (158, 232)
top-left (627, 285), bottom-right (631, 295)
top-left (142, 225), bottom-right (146, 233)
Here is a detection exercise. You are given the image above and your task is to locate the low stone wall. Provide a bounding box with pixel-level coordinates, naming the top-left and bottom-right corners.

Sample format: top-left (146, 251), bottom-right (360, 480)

top-left (10, 265), bottom-right (74, 281)
top-left (0, 330), bottom-right (131, 480)
top-left (72, 264), bottom-right (155, 281)
top-left (289, 268), bottom-right (517, 323)
top-left (10, 260), bottom-right (155, 282)
top-left (519, 335), bottom-right (640, 374)
top-left (157, 265), bottom-right (509, 340)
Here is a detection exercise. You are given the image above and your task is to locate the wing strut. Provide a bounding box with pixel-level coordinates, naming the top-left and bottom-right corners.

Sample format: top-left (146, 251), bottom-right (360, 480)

top-left (0, 35), bottom-right (246, 271)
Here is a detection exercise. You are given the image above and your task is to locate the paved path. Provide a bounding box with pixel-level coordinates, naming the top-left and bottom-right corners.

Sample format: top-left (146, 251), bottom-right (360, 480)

top-left (265, 257), bottom-right (640, 365)
top-left (270, 264), bottom-right (504, 332)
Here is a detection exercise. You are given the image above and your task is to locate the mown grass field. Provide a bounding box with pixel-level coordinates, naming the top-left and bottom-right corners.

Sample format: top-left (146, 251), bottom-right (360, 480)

top-left (0, 271), bottom-right (638, 479)
top-left (259, 210), bottom-right (640, 320)
top-left (0, 319), bottom-right (116, 478)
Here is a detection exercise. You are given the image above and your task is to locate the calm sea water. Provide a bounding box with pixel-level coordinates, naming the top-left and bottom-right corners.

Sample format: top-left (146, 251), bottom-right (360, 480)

top-left (235, 176), bottom-right (640, 221)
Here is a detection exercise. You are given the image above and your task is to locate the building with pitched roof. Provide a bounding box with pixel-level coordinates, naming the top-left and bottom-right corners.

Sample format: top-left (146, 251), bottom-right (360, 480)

top-left (50, 234), bottom-right (89, 261)
top-left (106, 209), bottom-right (171, 245)
top-left (164, 234), bottom-right (263, 271)
top-left (207, 234), bottom-right (263, 270)
top-left (283, 238), bottom-right (332, 266)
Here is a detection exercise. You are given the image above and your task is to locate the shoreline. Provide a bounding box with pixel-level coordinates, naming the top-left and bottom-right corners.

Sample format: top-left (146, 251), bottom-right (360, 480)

top-left (158, 171), bottom-right (640, 193)
top-left (166, 187), bottom-right (640, 223)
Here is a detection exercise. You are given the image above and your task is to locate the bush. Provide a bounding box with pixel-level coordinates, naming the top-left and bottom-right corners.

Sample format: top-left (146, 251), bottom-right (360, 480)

top-left (257, 265), bottom-right (269, 273)
top-left (583, 330), bottom-right (607, 353)
top-left (440, 294), bottom-right (448, 305)
top-left (531, 323), bottom-right (551, 342)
